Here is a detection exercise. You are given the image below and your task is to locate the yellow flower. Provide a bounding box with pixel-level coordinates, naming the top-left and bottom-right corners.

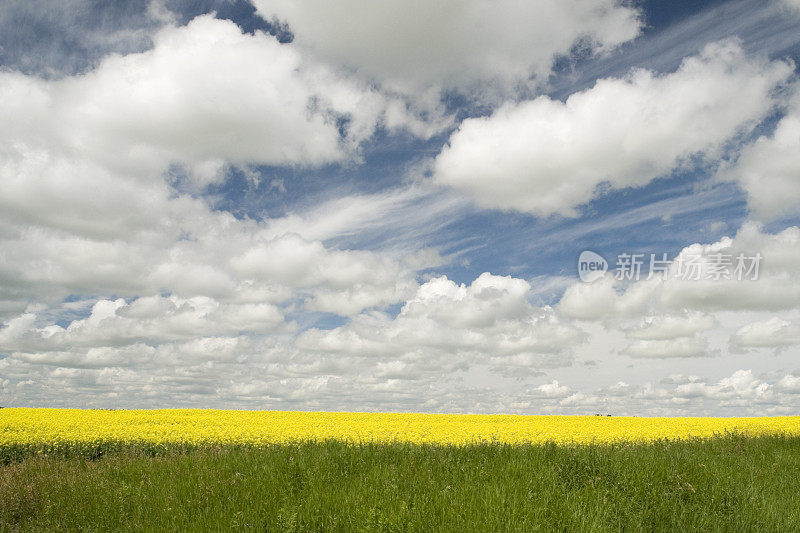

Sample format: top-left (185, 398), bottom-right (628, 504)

top-left (2, 408), bottom-right (799, 448)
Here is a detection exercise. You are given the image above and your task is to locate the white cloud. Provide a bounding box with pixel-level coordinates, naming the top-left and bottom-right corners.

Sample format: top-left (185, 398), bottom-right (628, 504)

top-left (295, 273), bottom-right (586, 377)
top-left (0, 272), bottom-right (588, 409)
top-left (673, 369), bottom-right (773, 403)
top-left (622, 337), bottom-right (711, 359)
top-left (523, 369), bottom-right (799, 416)
top-left (0, 14), bottom-right (429, 182)
top-left (4, 288), bottom-right (800, 413)
top-left (262, 183), bottom-right (470, 250)
top-left (9, 223), bottom-right (796, 410)
top-left (0, 13), bottom-right (443, 324)
top-left (253, 0), bottom-right (641, 99)
top-left (559, 223), bottom-right (800, 320)
top-left (622, 312), bottom-right (717, 340)
top-left (0, 211), bottom-right (420, 318)
top-left (535, 380), bottom-right (571, 398)
top-left (0, 11), bottom-right (456, 415)
top-left (433, 41), bottom-right (792, 216)
top-left (556, 224), bottom-right (800, 365)
top-left (0, 296), bottom-right (288, 353)
top-left (730, 317), bottom-right (800, 351)
top-left (720, 88), bottom-right (800, 219)
top-left (777, 374), bottom-right (800, 393)
top-left (615, 312), bottom-right (717, 358)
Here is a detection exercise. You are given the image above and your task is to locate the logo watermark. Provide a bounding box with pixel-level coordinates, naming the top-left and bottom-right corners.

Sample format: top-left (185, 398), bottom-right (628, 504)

top-left (578, 250), bottom-right (608, 283)
top-left (578, 251), bottom-right (762, 282)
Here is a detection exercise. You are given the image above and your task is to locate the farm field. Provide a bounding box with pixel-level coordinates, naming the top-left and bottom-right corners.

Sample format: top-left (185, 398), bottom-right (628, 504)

top-left (2, 410), bottom-right (800, 531)
top-left (3, 408), bottom-right (800, 450)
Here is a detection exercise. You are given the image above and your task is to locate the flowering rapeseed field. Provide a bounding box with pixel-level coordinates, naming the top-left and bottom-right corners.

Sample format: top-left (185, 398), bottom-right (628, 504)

top-left (2, 408), bottom-right (800, 448)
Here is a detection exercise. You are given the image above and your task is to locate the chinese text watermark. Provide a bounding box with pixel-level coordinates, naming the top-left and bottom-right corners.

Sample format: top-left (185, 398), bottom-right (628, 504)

top-left (578, 251), bottom-right (762, 282)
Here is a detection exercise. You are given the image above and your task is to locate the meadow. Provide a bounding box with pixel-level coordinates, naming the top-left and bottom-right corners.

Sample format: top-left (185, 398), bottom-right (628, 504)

top-left (2, 409), bottom-right (800, 531)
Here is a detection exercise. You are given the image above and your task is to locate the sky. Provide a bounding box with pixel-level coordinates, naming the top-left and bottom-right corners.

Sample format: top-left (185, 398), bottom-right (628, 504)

top-left (1, 0), bottom-right (800, 415)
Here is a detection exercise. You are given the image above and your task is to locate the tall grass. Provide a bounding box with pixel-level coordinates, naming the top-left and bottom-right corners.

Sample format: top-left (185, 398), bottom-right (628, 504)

top-left (2, 435), bottom-right (799, 531)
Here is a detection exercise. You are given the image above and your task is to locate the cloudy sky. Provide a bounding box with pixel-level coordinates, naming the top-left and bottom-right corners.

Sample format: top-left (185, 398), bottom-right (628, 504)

top-left (2, 0), bottom-right (800, 415)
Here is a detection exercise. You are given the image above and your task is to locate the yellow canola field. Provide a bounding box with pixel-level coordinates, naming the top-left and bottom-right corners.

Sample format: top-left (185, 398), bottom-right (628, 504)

top-left (2, 408), bottom-right (800, 447)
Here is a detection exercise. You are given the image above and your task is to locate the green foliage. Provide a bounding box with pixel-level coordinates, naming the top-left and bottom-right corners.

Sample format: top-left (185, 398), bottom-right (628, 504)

top-left (1, 436), bottom-right (799, 532)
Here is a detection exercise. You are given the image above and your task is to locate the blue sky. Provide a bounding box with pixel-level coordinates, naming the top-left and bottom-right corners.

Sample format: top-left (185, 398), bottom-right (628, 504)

top-left (1, 0), bottom-right (800, 414)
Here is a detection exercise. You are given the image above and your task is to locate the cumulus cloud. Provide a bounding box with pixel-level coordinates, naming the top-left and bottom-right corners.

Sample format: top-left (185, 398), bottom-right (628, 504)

top-left (433, 41), bottom-right (792, 216)
top-left (0, 14), bottom-right (444, 254)
top-left (720, 88), bottom-right (800, 219)
top-left (531, 370), bottom-right (800, 416)
top-left (622, 312), bottom-right (717, 340)
top-left (9, 224), bottom-right (798, 409)
top-left (673, 369), bottom-right (773, 404)
top-left (730, 317), bottom-right (800, 352)
top-left (622, 337), bottom-right (711, 359)
top-left (559, 223), bottom-right (800, 320)
top-left (534, 380), bottom-right (571, 398)
top-left (556, 224), bottom-right (800, 365)
top-left (0, 15), bottom-right (436, 318)
top-left (0, 296), bottom-right (288, 353)
top-left (0, 9), bottom-right (453, 410)
top-left (253, 0), bottom-right (641, 100)
top-left (0, 218), bottom-right (421, 319)
top-left (295, 273), bottom-right (587, 378)
top-left (0, 272), bottom-right (589, 409)
top-left (777, 374), bottom-right (800, 394)
top-left (0, 14), bottom-right (430, 182)
top-left (615, 312), bottom-right (717, 358)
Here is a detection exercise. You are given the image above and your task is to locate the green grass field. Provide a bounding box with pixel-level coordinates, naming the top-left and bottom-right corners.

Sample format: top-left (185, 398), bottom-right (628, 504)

top-left (2, 435), bottom-right (799, 531)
